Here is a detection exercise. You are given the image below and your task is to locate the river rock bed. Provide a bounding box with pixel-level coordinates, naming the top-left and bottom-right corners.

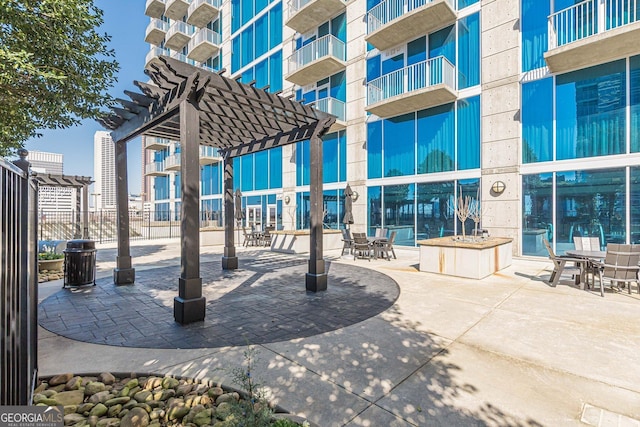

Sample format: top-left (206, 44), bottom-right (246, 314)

top-left (35, 373), bottom-right (301, 427)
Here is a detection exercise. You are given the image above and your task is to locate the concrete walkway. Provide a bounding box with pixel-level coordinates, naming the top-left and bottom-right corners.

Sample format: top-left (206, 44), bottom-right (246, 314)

top-left (38, 239), bottom-right (640, 426)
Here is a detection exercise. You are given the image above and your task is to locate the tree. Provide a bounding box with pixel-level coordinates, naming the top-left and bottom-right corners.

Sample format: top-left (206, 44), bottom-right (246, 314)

top-left (0, 0), bottom-right (119, 156)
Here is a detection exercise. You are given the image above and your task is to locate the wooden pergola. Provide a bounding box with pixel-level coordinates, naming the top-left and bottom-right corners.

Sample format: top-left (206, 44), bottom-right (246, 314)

top-left (99, 56), bottom-right (335, 324)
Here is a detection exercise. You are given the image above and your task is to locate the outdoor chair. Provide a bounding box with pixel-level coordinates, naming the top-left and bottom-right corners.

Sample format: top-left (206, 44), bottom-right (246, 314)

top-left (377, 231), bottom-right (397, 261)
top-left (374, 227), bottom-right (388, 238)
top-left (341, 228), bottom-right (354, 255)
top-left (261, 226), bottom-right (273, 247)
top-left (573, 236), bottom-right (601, 251)
top-left (242, 226), bottom-right (258, 247)
top-left (352, 232), bottom-right (373, 261)
top-left (592, 244), bottom-right (640, 297)
top-left (543, 238), bottom-right (582, 287)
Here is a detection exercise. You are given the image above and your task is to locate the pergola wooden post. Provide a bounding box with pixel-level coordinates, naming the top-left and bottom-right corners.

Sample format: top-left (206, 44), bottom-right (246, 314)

top-left (114, 140), bottom-right (135, 285)
top-left (98, 56), bottom-right (336, 324)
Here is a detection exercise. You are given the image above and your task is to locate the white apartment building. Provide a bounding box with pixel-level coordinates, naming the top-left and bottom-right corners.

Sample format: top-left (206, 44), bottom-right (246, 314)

top-left (27, 150), bottom-right (75, 213)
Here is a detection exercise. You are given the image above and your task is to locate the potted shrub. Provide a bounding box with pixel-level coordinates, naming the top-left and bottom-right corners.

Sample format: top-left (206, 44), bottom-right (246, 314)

top-left (38, 250), bottom-right (64, 273)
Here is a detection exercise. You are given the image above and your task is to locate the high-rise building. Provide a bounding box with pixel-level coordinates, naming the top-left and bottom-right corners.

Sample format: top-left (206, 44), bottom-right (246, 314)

top-left (93, 130), bottom-right (117, 210)
top-left (142, 0), bottom-right (640, 257)
top-left (27, 150), bottom-right (75, 213)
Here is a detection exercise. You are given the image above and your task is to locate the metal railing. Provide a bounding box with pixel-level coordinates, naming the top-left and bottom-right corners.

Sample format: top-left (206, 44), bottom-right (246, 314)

top-left (367, 0), bottom-right (454, 33)
top-left (145, 161), bottom-right (167, 175)
top-left (189, 0), bottom-right (222, 15)
top-left (144, 137), bottom-right (171, 149)
top-left (146, 47), bottom-right (170, 65)
top-left (1, 154), bottom-right (38, 405)
top-left (287, 34), bottom-right (346, 74)
top-left (146, 18), bottom-right (170, 35)
top-left (166, 20), bottom-right (195, 41)
top-left (38, 210), bottom-right (223, 244)
top-left (313, 97), bottom-right (346, 121)
top-left (366, 55), bottom-right (455, 105)
top-left (549, 0), bottom-right (639, 48)
top-left (188, 28), bottom-right (222, 51)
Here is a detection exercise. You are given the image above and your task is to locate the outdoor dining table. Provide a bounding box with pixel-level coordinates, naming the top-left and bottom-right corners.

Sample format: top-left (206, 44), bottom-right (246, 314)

top-left (367, 236), bottom-right (388, 259)
top-left (565, 249), bottom-right (606, 289)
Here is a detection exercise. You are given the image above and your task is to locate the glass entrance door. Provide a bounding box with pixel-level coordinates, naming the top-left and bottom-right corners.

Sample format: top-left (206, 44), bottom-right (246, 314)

top-left (247, 205), bottom-right (262, 231)
top-left (267, 204), bottom-right (277, 228)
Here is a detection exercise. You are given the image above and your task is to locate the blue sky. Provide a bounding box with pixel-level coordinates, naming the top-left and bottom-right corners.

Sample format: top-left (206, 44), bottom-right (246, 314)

top-left (24, 0), bottom-right (149, 194)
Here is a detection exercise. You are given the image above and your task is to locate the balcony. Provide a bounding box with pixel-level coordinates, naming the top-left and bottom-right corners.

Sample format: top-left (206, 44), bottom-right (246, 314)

top-left (199, 146), bottom-right (221, 165)
top-left (145, 0), bottom-right (166, 18)
top-left (285, 35), bottom-right (346, 86)
top-left (312, 97), bottom-right (346, 131)
top-left (365, 56), bottom-right (457, 118)
top-left (165, 0), bottom-right (191, 20)
top-left (145, 162), bottom-right (168, 176)
top-left (187, 0), bottom-right (221, 28)
top-left (187, 28), bottom-right (221, 62)
top-left (545, 0), bottom-right (640, 74)
top-left (365, 0), bottom-right (456, 51)
top-left (165, 153), bottom-right (181, 171)
top-left (286, 0), bottom-right (347, 35)
top-left (146, 47), bottom-right (170, 67)
top-left (145, 18), bottom-right (169, 46)
top-left (165, 21), bottom-right (194, 50)
top-left (145, 138), bottom-right (171, 151)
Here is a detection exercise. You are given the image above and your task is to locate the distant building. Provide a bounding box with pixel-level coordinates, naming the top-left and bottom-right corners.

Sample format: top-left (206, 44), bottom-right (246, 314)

top-left (27, 150), bottom-right (74, 213)
top-left (93, 131), bottom-right (116, 210)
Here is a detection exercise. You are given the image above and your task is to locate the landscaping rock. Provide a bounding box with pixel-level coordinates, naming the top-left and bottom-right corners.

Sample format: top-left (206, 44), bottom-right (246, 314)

top-left (89, 391), bottom-right (113, 404)
top-left (192, 409), bottom-right (212, 427)
top-left (64, 413), bottom-right (86, 426)
top-left (120, 407), bottom-right (150, 427)
top-left (65, 376), bottom-right (83, 390)
top-left (63, 405), bottom-right (78, 415)
top-left (161, 377), bottom-right (178, 390)
top-left (50, 373), bottom-right (74, 386)
top-left (78, 403), bottom-right (96, 415)
top-left (85, 382), bottom-right (107, 396)
top-left (105, 397), bottom-right (130, 407)
top-left (133, 391), bottom-right (152, 403)
top-left (108, 405), bottom-right (122, 418)
top-left (96, 417), bottom-right (120, 427)
top-left (54, 390), bottom-right (85, 406)
top-left (90, 404), bottom-right (108, 418)
top-left (98, 373), bottom-right (116, 385)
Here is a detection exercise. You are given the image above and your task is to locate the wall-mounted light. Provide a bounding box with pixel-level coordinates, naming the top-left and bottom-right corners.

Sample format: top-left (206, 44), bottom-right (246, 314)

top-left (491, 181), bottom-right (506, 195)
top-left (284, 195), bottom-right (291, 204)
top-left (352, 190), bottom-right (359, 202)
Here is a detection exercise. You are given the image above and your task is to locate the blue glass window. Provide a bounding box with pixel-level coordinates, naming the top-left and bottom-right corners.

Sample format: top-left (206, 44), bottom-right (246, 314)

top-left (255, 14), bottom-right (268, 58)
top-left (458, 0), bottom-right (479, 8)
top-left (339, 131), bottom-right (346, 182)
top-left (255, 0), bottom-right (268, 15)
top-left (407, 37), bottom-right (426, 66)
top-left (417, 103), bottom-right (455, 173)
top-left (457, 12), bottom-right (480, 89)
top-left (154, 176), bottom-right (170, 200)
top-left (384, 113), bottom-right (415, 176)
top-left (456, 95), bottom-right (480, 170)
top-left (330, 71), bottom-right (346, 101)
top-left (367, 120), bottom-right (382, 178)
top-left (254, 151), bottom-right (269, 190)
top-left (556, 60), bottom-right (626, 160)
top-left (269, 3), bottom-right (282, 48)
top-left (241, 26), bottom-right (254, 67)
top-left (631, 55), bottom-right (640, 152)
top-left (269, 50), bottom-right (282, 93)
top-left (174, 173), bottom-right (181, 199)
top-left (232, 36), bottom-right (241, 73)
top-left (331, 13), bottom-right (346, 42)
top-left (241, 0), bottom-right (253, 26)
top-left (269, 147), bottom-right (282, 188)
top-left (522, 78), bottom-right (553, 163)
top-left (201, 163), bottom-right (222, 196)
top-left (382, 54), bottom-right (404, 75)
top-left (323, 133), bottom-right (339, 183)
top-left (429, 25), bottom-right (455, 65)
top-left (255, 58), bottom-right (269, 89)
top-left (367, 55), bottom-right (381, 82)
top-left (383, 183), bottom-right (416, 246)
top-left (521, 0), bottom-right (549, 72)
top-left (367, 186), bottom-right (382, 235)
top-left (241, 155), bottom-right (254, 191)
top-left (296, 140), bottom-right (310, 186)
top-left (232, 0), bottom-right (241, 33)
top-left (233, 157), bottom-right (241, 190)
top-left (522, 173), bottom-right (553, 256)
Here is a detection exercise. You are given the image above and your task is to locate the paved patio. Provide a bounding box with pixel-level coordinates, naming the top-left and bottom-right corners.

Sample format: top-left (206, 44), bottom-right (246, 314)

top-left (38, 239), bottom-right (640, 426)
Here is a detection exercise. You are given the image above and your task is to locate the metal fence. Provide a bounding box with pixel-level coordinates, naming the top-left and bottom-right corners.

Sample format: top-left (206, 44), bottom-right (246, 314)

top-left (38, 210), bottom-right (222, 243)
top-left (1, 155), bottom-right (38, 405)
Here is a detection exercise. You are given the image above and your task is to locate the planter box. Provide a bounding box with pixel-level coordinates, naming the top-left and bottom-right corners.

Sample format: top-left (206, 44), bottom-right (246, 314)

top-left (417, 236), bottom-right (513, 279)
top-left (38, 258), bottom-right (64, 273)
top-left (270, 229), bottom-right (342, 254)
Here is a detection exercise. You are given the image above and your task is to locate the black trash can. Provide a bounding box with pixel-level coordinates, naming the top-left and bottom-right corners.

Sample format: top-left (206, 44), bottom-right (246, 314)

top-left (63, 239), bottom-right (97, 288)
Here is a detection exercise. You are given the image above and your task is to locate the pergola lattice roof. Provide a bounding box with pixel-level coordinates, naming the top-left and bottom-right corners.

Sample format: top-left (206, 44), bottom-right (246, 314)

top-left (33, 173), bottom-right (93, 188)
top-left (98, 56), bottom-right (335, 158)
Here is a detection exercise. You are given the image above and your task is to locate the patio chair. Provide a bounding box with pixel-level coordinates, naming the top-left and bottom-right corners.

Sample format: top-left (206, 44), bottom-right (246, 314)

top-left (242, 226), bottom-right (258, 247)
top-left (261, 226), bottom-right (273, 247)
top-left (573, 236), bottom-right (601, 251)
top-left (377, 231), bottom-right (397, 260)
top-left (543, 238), bottom-right (581, 287)
top-left (374, 227), bottom-right (388, 238)
top-left (592, 244), bottom-right (640, 297)
top-left (341, 228), bottom-right (354, 255)
top-left (352, 232), bottom-right (373, 261)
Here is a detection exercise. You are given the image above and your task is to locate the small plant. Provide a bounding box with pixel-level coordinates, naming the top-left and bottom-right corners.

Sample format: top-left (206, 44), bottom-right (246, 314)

top-left (38, 251), bottom-right (64, 260)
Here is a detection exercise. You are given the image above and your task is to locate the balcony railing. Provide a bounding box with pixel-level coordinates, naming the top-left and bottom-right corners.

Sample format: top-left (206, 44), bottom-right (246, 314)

top-left (288, 35), bottom-right (346, 74)
top-left (367, 0), bottom-right (454, 34)
top-left (145, 18), bottom-right (169, 45)
top-left (367, 56), bottom-right (455, 105)
top-left (165, 153), bottom-right (181, 170)
top-left (144, 138), bottom-right (171, 150)
top-left (187, 28), bottom-right (221, 61)
top-left (313, 97), bottom-right (346, 122)
top-left (165, 20), bottom-right (195, 50)
top-left (145, 161), bottom-right (168, 175)
top-left (549, 0), bottom-right (639, 48)
top-left (146, 47), bottom-right (171, 66)
top-left (187, 0), bottom-right (222, 27)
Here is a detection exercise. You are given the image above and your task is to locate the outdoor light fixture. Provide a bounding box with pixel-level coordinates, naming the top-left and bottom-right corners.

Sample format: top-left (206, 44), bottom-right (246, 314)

top-left (491, 181), bottom-right (506, 195)
top-left (352, 191), bottom-right (359, 202)
top-left (284, 195), bottom-right (291, 204)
